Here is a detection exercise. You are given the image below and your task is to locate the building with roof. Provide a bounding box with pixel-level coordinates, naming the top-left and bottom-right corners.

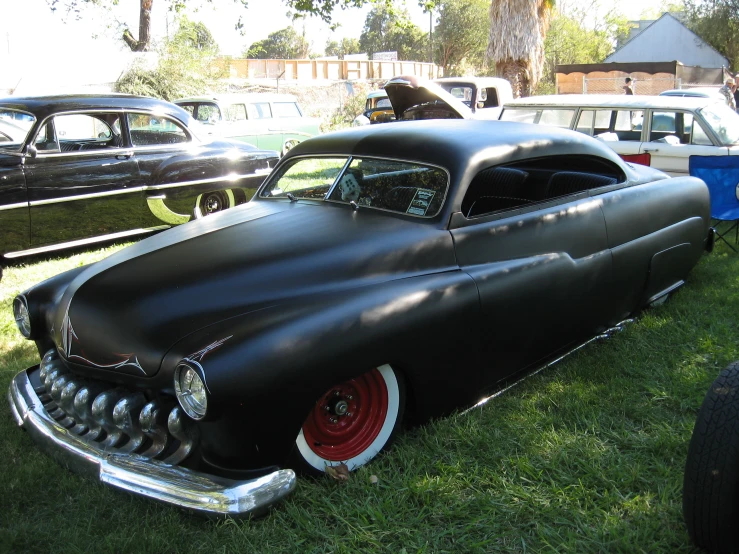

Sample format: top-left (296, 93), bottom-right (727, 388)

top-left (605, 13), bottom-right (728, 68)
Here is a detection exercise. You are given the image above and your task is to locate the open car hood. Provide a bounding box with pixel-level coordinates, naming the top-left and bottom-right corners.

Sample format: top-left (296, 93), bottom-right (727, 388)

top-left (383, 75), bottom-right (473, 120)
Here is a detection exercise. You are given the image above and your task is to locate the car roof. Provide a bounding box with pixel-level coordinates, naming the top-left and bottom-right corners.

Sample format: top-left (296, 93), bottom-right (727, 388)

top-left (175, 93), bottom-right (299, 104)
top-left (504, 94), bottom-right (719, 110)
top-left (434, 77), bottom-right (510, 88)
top-left (0, 94), bottom-right (191, 122)
top-left (286, 119), bottom-right (628, 179)
top-left (367, 90), bottom-right (389, 99)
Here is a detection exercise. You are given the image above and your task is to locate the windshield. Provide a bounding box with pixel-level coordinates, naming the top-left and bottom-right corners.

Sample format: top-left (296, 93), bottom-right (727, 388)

top-left (260, 156), bottom-right (449, 217)
top-left (698, 102), bottom-right (739, 145)
top-left (0, 109), bottom-right (35, 153)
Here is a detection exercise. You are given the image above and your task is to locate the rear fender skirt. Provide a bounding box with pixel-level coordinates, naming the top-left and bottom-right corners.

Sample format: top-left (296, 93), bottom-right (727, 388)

top-left (644, 242), bottom-right (695, 305)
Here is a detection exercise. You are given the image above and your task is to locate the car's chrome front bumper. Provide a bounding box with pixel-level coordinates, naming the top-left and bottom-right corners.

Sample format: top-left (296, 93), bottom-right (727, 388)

top-left (8, 367), bottom-right (297, 518)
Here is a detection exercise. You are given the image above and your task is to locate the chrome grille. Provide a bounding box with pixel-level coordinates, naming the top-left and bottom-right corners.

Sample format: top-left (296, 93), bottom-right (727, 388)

top-left (37, 350), bottom-right (197, 465)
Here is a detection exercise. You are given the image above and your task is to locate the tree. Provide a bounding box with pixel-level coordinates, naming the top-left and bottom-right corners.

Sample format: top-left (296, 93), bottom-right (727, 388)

top-left (245, 26), bottom-right (310, 58)
top-left (684, 0), bottom-right (739, 70)
top-left (46, 0), bottom-right (248, 52)
top-left (116, 16), bottom-right (224, 99)
top-left (486, 0), bottom-right (556, 98)
top-left (46, 0), bottom-right (398, 53)
top-left (432, 0), bottom-right (488, 75)
top-left (283, 0), bottom-right (393, 23)
top-left (359, 4), bottom-right (427, 61)
top-left (543, 4), bottom-right (628, 85)
top-left (325, 38), bottom-right (361, 58)
top-left (177, 17), bottom-right (219, 51)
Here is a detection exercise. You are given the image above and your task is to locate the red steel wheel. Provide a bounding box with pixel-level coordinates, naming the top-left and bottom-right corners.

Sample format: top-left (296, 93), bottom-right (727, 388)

top-left (294, 364), bottom-right (404, 474)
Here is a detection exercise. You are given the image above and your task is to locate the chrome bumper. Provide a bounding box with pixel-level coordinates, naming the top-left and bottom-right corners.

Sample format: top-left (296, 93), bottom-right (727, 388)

top-left (8, 367), bottom-right (297, 518)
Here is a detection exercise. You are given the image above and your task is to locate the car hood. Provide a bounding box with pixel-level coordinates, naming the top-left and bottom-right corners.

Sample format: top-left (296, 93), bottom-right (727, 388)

top-left (51, 201), bottom-right (455, 377)
top-left (384, 75), bottom-right (473, 120)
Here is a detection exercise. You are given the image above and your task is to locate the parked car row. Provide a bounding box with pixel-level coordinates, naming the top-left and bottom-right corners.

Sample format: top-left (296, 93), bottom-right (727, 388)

top-left (369, 75), bottom-right (739, 177)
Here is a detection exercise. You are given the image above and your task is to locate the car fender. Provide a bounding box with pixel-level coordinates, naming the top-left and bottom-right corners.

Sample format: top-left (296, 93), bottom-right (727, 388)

top-left (160, 270), bottom-right (483, 465)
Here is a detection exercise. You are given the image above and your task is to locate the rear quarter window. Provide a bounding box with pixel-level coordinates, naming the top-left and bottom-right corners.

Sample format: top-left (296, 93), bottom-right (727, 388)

top-left (461, 155), bottom-right (625, 219)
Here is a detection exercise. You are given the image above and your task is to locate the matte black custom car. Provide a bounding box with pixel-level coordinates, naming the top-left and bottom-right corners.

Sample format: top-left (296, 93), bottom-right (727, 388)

top-left (8, 120), bottom-right (712, 517)
top-left (0, 94), bottom-right (277, 270)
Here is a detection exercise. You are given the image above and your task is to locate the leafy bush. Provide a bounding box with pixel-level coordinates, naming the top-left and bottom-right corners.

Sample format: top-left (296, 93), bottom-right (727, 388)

top-left (321, 91), bottom-right (367, 133)
top-left (116, 17), bottom-right (226, 101)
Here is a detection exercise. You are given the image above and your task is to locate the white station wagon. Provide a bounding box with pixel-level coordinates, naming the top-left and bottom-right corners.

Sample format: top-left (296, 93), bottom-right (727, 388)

top-left (499, 94), bottom-right (739, 176)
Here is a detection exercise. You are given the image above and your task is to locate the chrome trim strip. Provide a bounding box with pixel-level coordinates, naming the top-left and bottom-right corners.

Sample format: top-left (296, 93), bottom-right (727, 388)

top-left (462, 319), bottom-right (635, 415)
top-left (4, 226), bottom-right (170, 258)
top-left (0, 202), bottom-right (28, 211)
top-left (647, 280), bottom-right (684, 305)
top-left (146, 171), bottom-right (269, 192)
top-left (30, 186), bottom-right (145, 206)
top-left (8, 369), bottom-right (297, 517)
top-left (24, 170), bottom-right (271, 209)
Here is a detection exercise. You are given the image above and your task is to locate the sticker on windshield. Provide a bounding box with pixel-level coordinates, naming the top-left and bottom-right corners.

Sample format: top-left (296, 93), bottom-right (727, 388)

top-left (406, 189), bottom-right (436, 216)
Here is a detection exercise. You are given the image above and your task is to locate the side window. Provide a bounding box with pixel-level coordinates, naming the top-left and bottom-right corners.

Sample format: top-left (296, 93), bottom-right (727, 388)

top-left (499, 108), bottom-right (538, 123)
top-left (227, 104), bottom-right (247, 121)
top-left (692, 118), bottom-right (713, 146)
top-left (613, 110), bottom-right (643, 141)
top-left (462, 156), bottom-right (624, 219)
top-left (539, 109), bottom-right (576, 128)
top-left (179, 104), bottom-right (195, 116)
top-left (481, 87), bottom-right (499, 108)
top-left (127, 114), bottom-right (189, 147)
top-left (273, 102), bottom-right (302, 118)
top-left (576, 110), bottom-right (595, 135)
top-left (247, 103), bottom-right (272, 119)
top-left (649, 111), bottom-right (678, 144)
top-left (194, 103), bottom-right (221, 123)
top-left (35, 120), bottom-right (59, 152)
top-left (52, 113), bottom-right (121, 152)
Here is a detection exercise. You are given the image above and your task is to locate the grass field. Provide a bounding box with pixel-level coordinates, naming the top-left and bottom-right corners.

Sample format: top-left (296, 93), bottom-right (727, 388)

top-left (1, 242), bottom-right (735, 553)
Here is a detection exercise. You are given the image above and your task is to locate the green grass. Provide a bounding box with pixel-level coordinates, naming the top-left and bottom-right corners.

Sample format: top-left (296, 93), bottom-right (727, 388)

top-left (1, 242), bottom-right (736, 553)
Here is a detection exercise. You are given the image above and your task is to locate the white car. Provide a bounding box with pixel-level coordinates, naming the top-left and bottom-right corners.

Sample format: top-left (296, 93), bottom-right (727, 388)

top-left (499, 94), bottom-right (739, 176)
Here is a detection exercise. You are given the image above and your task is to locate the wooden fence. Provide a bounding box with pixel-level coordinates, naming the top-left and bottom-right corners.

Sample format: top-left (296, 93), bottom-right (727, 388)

top-left (219, 58), bottom-right (442, 81)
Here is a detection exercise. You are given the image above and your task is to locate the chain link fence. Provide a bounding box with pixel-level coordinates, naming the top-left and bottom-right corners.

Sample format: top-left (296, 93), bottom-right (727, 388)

top-left (580, 77), bottom-right (720, 95)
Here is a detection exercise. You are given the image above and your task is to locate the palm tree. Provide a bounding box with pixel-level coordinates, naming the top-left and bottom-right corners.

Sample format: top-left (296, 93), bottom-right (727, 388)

top-left (487, 0), bottom-right (555, 97)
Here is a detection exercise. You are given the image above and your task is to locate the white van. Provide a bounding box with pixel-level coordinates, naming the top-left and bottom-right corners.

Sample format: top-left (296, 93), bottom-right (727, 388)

top-left (500, 94), bottom-right (739, 176)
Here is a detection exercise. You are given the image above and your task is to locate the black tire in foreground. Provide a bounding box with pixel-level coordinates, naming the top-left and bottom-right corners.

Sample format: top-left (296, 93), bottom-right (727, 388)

top-left (684, 361), bottom-right (739, 553)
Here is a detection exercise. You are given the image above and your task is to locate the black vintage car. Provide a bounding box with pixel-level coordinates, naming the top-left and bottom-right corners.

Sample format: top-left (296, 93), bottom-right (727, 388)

top-left (0, 94), bottom-right (278, 270)
top-left (7, 119), bottom-right (712, 517)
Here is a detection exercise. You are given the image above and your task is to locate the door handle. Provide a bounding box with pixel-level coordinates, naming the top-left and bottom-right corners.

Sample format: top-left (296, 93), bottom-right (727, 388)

top-left (642, 147), bottom-right (659, 153)
top-left (116, 151), bottom-right (134, 160)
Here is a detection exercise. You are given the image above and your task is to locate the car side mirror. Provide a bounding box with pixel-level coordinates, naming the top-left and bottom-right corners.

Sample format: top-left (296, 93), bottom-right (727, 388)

top-left (25, 144), bottom-right (37, 158)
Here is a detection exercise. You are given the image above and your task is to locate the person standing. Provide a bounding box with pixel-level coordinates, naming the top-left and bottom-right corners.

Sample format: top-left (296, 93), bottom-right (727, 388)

top-left (733, 74), bottom-right (739, 112)
top-left (623, 77), bottom-right (634, 95)
top-left (719, 78), bottom-right (736, 109)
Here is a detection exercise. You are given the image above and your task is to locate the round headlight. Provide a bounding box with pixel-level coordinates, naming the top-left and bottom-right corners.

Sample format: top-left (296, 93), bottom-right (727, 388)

top-left (13, 296), bottom-right (32, 339)
top-left (174, 363), bottom-right (208, 420)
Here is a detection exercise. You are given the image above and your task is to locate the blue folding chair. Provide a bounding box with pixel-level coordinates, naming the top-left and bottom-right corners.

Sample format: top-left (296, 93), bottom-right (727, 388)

top-left (689, 155), bottom-right (739, 252)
